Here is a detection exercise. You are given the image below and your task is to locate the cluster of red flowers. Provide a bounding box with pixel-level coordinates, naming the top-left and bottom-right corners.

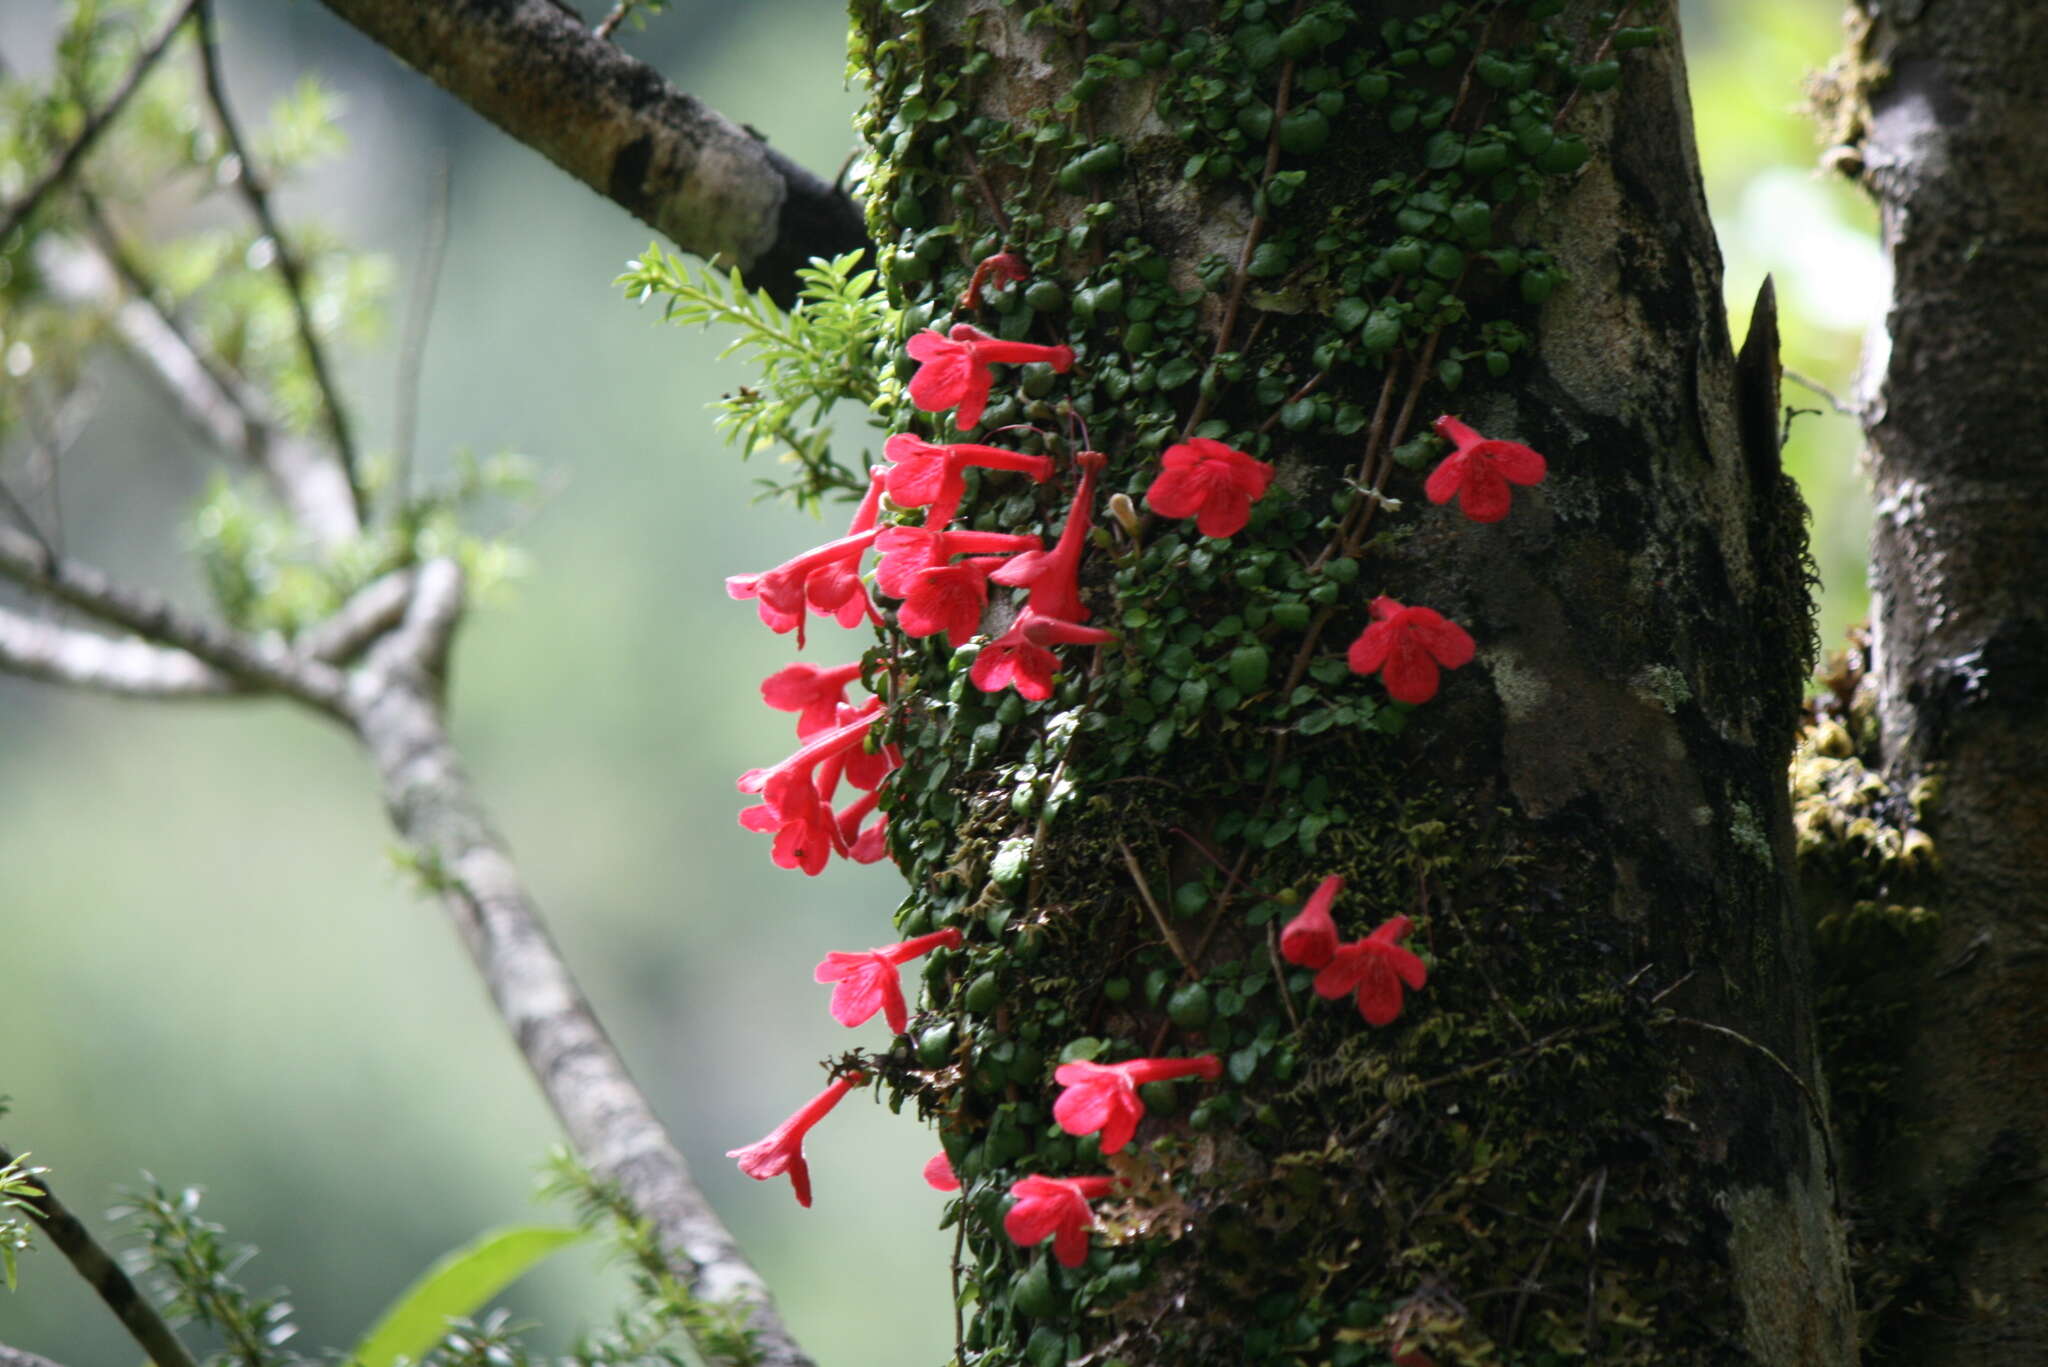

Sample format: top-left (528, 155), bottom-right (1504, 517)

top-left (721, 294), bottom-right (1550, 1281)
top-left (1279, 875), bottom-right (1429, 1026)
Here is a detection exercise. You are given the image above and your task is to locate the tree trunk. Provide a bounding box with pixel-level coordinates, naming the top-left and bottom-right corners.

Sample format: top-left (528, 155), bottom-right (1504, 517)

top-left (854, 3), bottom-right (1852, 1363)
top-left (1821, 0), bottom-right (2048, 1359)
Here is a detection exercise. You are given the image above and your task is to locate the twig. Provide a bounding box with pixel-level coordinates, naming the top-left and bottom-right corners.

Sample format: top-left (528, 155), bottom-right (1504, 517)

top-left (0, 0), bottom-right (202, 242)
top-left (193, 0), bottom-right (366, 523)
top-left (1658, 1016), bottom-right (1837, 1189)
top-left (1783, 367), bottom-right (1858, 417)
top-left (344, 561), bottom-right (816, 1367)
top-left (593, 2), bottom-right (635, 40)
top-left (1507, 1171), bottom-right (1596, 1346)
top-left (1116, 837), bottom-right (1198, 978)
top-left (0, 524), bottom-right (347, 715)
top-left (393, 158), bottom-right (452, 508)
top-left (0, 1145), bottom-right (203, 1367)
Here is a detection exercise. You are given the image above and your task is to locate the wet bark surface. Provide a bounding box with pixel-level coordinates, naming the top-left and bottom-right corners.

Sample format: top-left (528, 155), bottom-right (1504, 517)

top-left (1850, 0), bottom-right (2048, 1358)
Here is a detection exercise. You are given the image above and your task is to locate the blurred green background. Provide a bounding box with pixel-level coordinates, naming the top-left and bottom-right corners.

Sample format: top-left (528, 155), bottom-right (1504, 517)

top-left (0, 1), bottom-right (1878, 1362)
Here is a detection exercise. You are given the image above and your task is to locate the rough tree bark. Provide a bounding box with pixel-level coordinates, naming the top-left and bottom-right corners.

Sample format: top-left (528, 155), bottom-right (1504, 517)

top-left (312, 0), bottom-right (867, 303)
top-left (1818, 0), bottom-right (2048, 1359)
top-left (854, 2), bottom-right (1850, 1364)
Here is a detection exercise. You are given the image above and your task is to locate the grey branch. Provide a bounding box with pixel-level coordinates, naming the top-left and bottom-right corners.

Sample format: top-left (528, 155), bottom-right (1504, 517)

top-left (0, 1344), bottom-right (74, 1367)
top-left (36, 235), bottom-right (361, 547)
top-left (345, 560), bottom-right (814, 1367)
top-left (0, 605), bottom-right (234, 697)
top-left (0, 1146), bottom-right (202, 1367)
top-left (313, 0), bottom-right (867, 305)
top-left (0, 525), bottom-right (346, 715)
top-left (0, 567), bottom-right (414, 698)
top-left (0, 0), bottom-right (202, 242)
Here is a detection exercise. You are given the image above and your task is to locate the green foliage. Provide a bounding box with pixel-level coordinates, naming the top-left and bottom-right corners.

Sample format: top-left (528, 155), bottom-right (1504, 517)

top-left (0, 1144), bottom-right (48, 1293)
top-left (349, 1224), bottom-right (587, 1367)
top-left (194, 450), bottom-right (537, 636)
top-left (113, 1177), bottom-right (301, 1367)
top-left (617, 247), bottom-right (895, 509)
top-left (540, 1150), bottom-right (762, 1367)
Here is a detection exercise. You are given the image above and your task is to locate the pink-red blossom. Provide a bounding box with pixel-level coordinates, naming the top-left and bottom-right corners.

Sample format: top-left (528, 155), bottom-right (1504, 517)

top-left (880, 434), bottom-right (1053, 528)
top-left (1143, 437), bottom-right (1275, 539)
top-left (873, 525), bottom-right (1040, 598)
top-left (726, 528), bottom-right (881, 647)
top-left (727, 1071), bottom-right (864, 1207)
top-left (1052, 1054), bottom-right (1222, 1154)
top-left (1425, 415), bottom-right (1547, 524)
top-left (990, 450), bottom-right (1104, 622)
top-left (906, 325), bottom-right (1074, 431)
top-left (1346, 596), bottom-right (1476, 705)
top-left (737, 704), bottom-right (890, 874)
top-left (1279, 875), bottom-right (1345, 970)
top-left (760, 661), bottom-right (866, 738)
top-left (923, 1152), bottom-right (961, 1192)
top-left (814, 928), bottom-right (964, 1034)
top-left (969, 608), bottom-right (1116, 701)
top-left (1003, 1174), bottom-right (1118, 1268)
top-left (1314, 916), bottom-right (1428, 1026)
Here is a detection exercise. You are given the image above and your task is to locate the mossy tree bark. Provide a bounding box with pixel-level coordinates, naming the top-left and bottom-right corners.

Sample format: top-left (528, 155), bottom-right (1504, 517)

top-left (855, 3), bottom-right (1852, 1364)
top-left (1821, 0), bottom-right (2048, 1359)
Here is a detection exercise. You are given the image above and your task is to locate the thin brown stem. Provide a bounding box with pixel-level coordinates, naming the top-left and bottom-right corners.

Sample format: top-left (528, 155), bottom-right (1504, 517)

top-left (1117, 837), bottom-right (1198, 978)
top-left (194, 0), bottom-right (365, 521)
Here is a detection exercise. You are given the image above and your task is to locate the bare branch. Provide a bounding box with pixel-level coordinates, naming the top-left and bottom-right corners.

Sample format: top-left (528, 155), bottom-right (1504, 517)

top-left (0, 1343), bottom-right (74, 1367)
top-left (36, 234), bottom-right (362, 547)
top-left (297, 568), bottom-right (415, 665)
top-left (0, 0), bottom-right (202, 242)
top-left (193, 0), bottom-right (365, 523)
top-left (0, 605), bottom-right (235, 697)
top-left (313, 0), bottom-right (867, 306)
top-left (0, 1145), bottom-right (203, 1367)
top-left (345, 560), bottom-right (815, 1367)
top-left (0, 524), bottom-right (346, 715)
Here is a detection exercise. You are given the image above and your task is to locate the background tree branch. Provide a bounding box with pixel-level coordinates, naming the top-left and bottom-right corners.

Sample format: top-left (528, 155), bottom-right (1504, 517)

top-left (313, 0), bottom-right (868, 304)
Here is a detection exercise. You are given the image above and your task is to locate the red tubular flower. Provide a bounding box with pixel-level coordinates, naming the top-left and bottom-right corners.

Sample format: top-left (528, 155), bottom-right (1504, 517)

top-left (1052, 1054), bottom-right (1223, 1154)
top-left (726, 528), bottom-right (882, 647)
top-left (958, 251), bottom-right (1029, 310)
top-left (923, 1152), bottom-right (962, 1191)
top-left (760, 661), bottom-right (866, 738)
top-left (906, 325), bottom-right (1075, 431)
top-left (814, 928), bottom-right (964, 1034)
top-left (727, 1071), bottom-right (864, 1207)
top-left (1426, 415), bottom-right (1547, 524)
top-left (1143, 437), bottom-right (1276, 539)
top-left (1003, 1175), bottom-right (1118, 1268)
top-left (969, 609), bottom-right (1117, 701)
top-left (739, 778), bottom-right (839, 875)
top-left (881, 434), bottom-right (1054, 528)
top-left (835, 788), bottom-right (889, 864)
top-left (990, 450), bottom-right (1104, 622)
top-left (900, 558), bottom-right (1009, 647)
top-left (1346, 596), bottom-right (1476, 705)
top-left (1314, 916), bottom-right (1429, 1026)
top-left (874, 525), bottom-right (1041, 599)
top-left (1279, 875), bottom-right (1345, 970)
